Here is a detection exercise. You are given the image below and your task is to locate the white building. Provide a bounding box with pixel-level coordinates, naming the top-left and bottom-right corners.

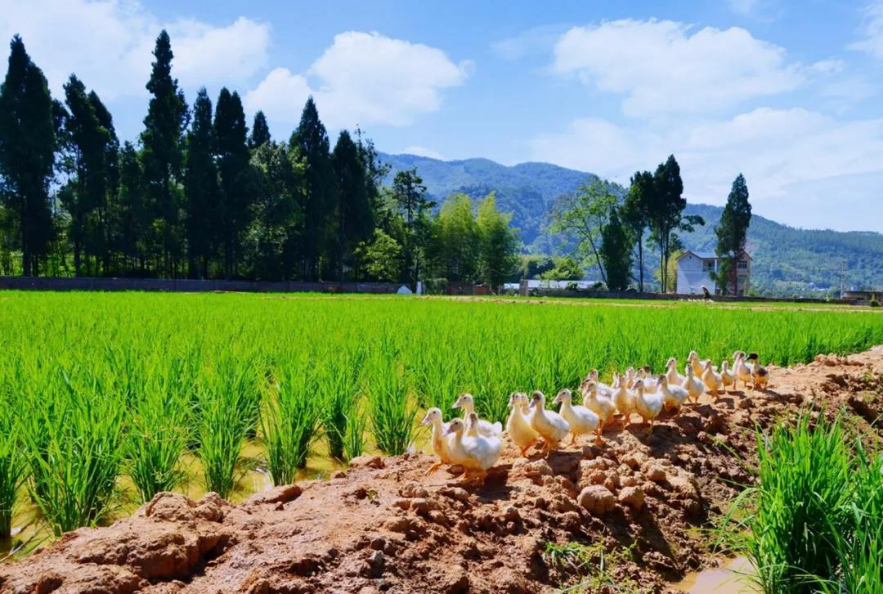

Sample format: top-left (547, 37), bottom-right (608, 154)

top-left (676, 251), bottom-right (751, 296)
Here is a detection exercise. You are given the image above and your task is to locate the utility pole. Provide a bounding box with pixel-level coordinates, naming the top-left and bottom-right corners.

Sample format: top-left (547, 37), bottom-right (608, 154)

top-left (840, 260), bottom-right (846, 299)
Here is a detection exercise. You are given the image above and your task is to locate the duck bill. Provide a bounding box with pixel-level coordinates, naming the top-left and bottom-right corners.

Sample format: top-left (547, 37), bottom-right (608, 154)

top-left (420, 415), bottom-right (432, 426)
top-left (451, 401), bottom-right (461, 409)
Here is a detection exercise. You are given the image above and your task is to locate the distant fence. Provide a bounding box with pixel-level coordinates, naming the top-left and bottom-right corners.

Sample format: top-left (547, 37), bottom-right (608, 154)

top-left (514, 280), bottom-right (859, 305)
top-left (0, 276), bottom-right (402, 294)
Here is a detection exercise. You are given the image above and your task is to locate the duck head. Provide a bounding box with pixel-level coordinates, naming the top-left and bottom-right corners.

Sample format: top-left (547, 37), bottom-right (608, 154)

top-left (529, 391), bottom-right (545, 410)
top-left (443, 418), bottom-right (465, 437)
top-left (633, 379), bottom-right (645, 394)
top-left (746, 353), bottom-right (759, 361)
top-left (705, 360), bottom-right (714, 371)
top-left (657, 374), bottom-right (668, 387)
top-left (666, 357), bottom-right (677, 369)
top-left (688, 351), bottom-right (699, 362)
top-left (421, 407), bottom-right (442, 426)
top-left (552, 388), bottom-right (572, 406)
top-left (452, 393), bottom-right (474, 411)
top-left (466, 412), bottom-right (480, 434)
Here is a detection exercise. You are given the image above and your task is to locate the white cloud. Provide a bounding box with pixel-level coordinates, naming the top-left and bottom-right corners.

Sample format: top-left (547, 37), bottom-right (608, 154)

top-left (727, 0), bottom-right (782, 21)
top-left (530, 108), bottom-right (883, 231)
top-left (553, 19), bottom-right (803, 117)
top-left (401, 146), bottom-right (446, 160)
top-left (0, 0), bottom-right (269, 101)
top-left (245, 31), bottom-right (470, 129)
top-left (849, 1), bottom-right (883, 59)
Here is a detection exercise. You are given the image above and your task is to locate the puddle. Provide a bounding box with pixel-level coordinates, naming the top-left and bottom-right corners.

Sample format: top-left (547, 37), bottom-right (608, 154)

top-left (674, 556), bottom-right (754, 593)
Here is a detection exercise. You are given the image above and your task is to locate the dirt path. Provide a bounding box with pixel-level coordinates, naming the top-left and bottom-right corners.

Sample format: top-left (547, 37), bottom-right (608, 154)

top-left (2, 348), bottom-right (882, 594)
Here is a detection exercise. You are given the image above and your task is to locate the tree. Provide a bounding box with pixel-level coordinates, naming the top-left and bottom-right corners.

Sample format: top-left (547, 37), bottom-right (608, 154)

top-left (622, 171), bottom-right (653, 291)
top-left (714, 174), bottom-right (752, 295)
top-left (183, 89), bottom-right (217, 278)
top-left (476, 192), bottom-right (519, 290)
top-left (290, 97), bottom-right (336, 280)
top-left (391, 168), bottom-right (433, 283)
top-left (89, 90), bottom-right (120, 274)
top-left (429, 193), bottom-right (479, 282)
top-left (0, 36), bottom-right (57, 276)
top-left (539, 256), bottom-right (584, 281)
top-left (600, 206), bottom-right (632, 291)
top-left (646, 155), bottom-right (704, 292)
top-left (115, 142), bottom-right (150, 273)
top-left (354, 229), bottom-right (401, 282)
top-left (141, 30), bottom-right (188, 277)
top-left (355, 128), bottom-right (389, 219)
top-left (548, 180), bottom-right (619, 284)
top-left (331, 130), bottom-right (373, 280)
top-left (248, 110), bottom-right (271, 149)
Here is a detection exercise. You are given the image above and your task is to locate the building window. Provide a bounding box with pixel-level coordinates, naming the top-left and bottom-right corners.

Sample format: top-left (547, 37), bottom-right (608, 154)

top-left (737, 260), bottom-right (748, 270)
top-left (703, 260), bottom-right (715, 272)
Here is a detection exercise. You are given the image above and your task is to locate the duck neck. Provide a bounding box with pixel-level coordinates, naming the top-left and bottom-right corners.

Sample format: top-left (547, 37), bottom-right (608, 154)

top-left (460, 401), bottom-right (475, 418)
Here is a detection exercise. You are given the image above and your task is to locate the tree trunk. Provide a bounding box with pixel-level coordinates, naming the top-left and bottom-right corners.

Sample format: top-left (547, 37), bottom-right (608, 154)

top-left (637, 235), bottom-right (644, 292)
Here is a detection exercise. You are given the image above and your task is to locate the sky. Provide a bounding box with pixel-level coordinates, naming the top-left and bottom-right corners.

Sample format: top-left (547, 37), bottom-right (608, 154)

top-left (2, 0), bottom-right (883, 232)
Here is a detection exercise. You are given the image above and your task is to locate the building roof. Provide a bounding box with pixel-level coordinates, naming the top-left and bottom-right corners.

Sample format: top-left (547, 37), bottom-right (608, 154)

top-left (676, 250), bottom-right (752, 261)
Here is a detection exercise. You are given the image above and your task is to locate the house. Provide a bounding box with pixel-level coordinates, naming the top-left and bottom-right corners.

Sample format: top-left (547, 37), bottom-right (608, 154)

top-left (842, 290), bottom-right (882, 305)
top-left (676, 251), bottom-right (751, 296)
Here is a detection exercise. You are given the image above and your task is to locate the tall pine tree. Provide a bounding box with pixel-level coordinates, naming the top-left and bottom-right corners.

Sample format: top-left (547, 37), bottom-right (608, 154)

top-left (116, 142), bottom-right (149, 273)
top-left (392, 168), bottom-right (433, 284)
top-left (141, 30), bottom-right (188, 277)
top-left (331, 130), bottom-right (373, 280)
top-left (600, 206), bottom-right (632, 291)
top-left (249, 111), bottom-right (271, 149)
top-left (89, 90), bottom-right (119, 274)
top-left (213, 88), bottom-right (252, 279)
top-left (184, 88), bottom-right (217, 278)
top-left (290, 97), bottom-right (336, 280)
top-left (715, 174), bottom-right (752, 295)
top-left (0, 36), bottom-right (56, 276)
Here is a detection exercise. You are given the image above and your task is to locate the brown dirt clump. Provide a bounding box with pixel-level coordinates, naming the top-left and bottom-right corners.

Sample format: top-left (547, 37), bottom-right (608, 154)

top-left (2, 347), bottom-right (883, 594)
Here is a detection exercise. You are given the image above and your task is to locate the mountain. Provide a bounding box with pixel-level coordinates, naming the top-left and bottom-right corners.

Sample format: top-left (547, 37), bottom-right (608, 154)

top-left (379, 153), bottom-right (883, 296)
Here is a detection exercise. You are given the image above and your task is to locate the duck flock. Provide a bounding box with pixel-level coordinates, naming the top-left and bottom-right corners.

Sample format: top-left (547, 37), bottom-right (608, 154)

top-left (420, 350), bottom-right (769, 485)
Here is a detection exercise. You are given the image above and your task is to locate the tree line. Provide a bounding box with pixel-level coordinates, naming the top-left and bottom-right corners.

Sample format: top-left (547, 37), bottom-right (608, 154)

top-left (0, 33), bottom-right (518, 287)
top-left (549, 154), bottom-right (752, 294)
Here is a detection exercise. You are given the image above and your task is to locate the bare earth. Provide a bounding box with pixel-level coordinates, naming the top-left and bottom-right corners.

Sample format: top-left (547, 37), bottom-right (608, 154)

top-left (2, 347), bottom-right (882, 594)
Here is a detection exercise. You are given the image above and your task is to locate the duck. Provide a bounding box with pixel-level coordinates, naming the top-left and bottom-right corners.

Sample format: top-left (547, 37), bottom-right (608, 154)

top-left (452, 393), bottom-right (503, 438)
top-left (701, 360), bottom-right (723, 398)
top-left (506, 392), bottom-right (539, 457)
top-left (554, 388), bottom-right (602, 445)
top-left (633, 380), bottom-right (664, 432)
top-left (528, 391), bottom-right (570, 455)
top-left (657, 374), bottom-right (689, 412)
top-left (625, 367), bottom-right (637, 390)
top-left (733, 352), bottom-right (753, 389)
top-left (420, 407), bottom-right (454, 474)
top-left (688, 351), bottom-right (715, 376)
top-left (720, 360), bottom-right (736, 393)
top-left (638, 366), bottom-right (659, 392)
top-left (746, 353), bottom-right (769, 390)
top-left (683, 365), bottom-right (705, 403)
top-left (612, 373), bottom-right (636, 427)
top-left (443, 418), bottom-right (494, 484)
top-left (582, 381), bottom-right (617, 431)
top-left (665, 357), bottom-right (685, 388)
top-left (588, 370), bottom-right (615, 398)
top-left (460, 412), bottom-right (502, 483)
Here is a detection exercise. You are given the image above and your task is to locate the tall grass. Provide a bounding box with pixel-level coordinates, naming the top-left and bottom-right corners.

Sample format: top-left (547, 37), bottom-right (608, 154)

top-left (723, 414), bottom-right (883, 594)
top-left (262, 358), bottom-right (322, 485)
top-left (196, 357), bottom-right (260, 499)
top-left (0, 409), bottom-right (25, 538)
top-left (317, 347), bottom-right (364, 460)
top-left (20, 369), bottom-right (125, 536)
top-left (366, 339), bottom-right (415, 455)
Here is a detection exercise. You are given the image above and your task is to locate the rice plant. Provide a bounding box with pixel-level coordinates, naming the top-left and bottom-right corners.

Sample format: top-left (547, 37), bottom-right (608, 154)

top-left (317, 347), bottom-right (365, 460)
top-left (261, 358), bottom-right (322, 485)
top-left (196, 356), bottom-right (260, 499)
top-left (343, 409), bottom-right (368, 462)
top-left (0, 409), bottom-right (25, 538)
top-left (366, 339), bottom-right (415, 455)
top-left (20, 369), bottom-right (125, 536)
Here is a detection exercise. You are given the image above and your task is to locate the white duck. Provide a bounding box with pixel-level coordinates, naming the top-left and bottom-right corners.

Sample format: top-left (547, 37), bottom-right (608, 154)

top-left (583, 381), bottom-right (617, 431)
top-left (633, 380), bottom-right (664, 433)
top-left (421, 407), bottom-right (453, 474)
top-left (625, 367), bottom-right (637, 390)
top-left (701, 360), bottom-right (723, 398)
top-left (460, 412), bottom-right (502, 482)
top-left (588, 370), bottom-right (615, 398)
top-left (506, 392), bottom-right (539, 457)
top-left (683, 364), bottom-right (705, 404)
top-left (733, 352), bottom-right (753, 389)
top-left (612, 373), bottom-right (636, 427)
top-left (553, 389), bottom-right (602, 445)
top-left (657, 375), bottom-right (689, 412)
top-left (688, 351), bottom-right (715, 376)
top-left (528, 391), bottom-right (570, 455)
top-left (720, 360), bottom-right (736, 393)
top-left (452, 393), bottom-right (502, 438)
top-left (638, 366), bottom-right (659, 392)
top-left (665, 357), bottom-right (685, 388)
top-left (443, 418), bottom-right (492, 484)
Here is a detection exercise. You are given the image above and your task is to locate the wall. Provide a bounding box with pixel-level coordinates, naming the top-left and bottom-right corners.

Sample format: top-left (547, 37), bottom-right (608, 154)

top-left (676, 254), bottom-right (713, 295)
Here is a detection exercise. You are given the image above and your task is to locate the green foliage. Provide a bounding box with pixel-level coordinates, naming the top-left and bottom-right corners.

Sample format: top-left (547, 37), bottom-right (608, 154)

top-left (0, 402), bottom-right (25, 538)
top-left (366, 340), bottom-right (415, 456)
top-left (539, 256), bottom-right (584, 281)
top-left (332, 130), bottom-right (374, 280)
top-left (476, 192), bottom-right (519, 289)
top-left (392, 168), bottom-right (434, 283)
top-left (248, 110), bottom-right (271, 149)
top-left (543, 540), bottom-right (642, 593)
top-left (600, 207), bottom-right (632, 291)
top-left (715, 174), bottom-right (752, 294)
top-left (184, 88), bottom-right (217, 278)
top-left (354, 229), bottom-right (402, 282)
top-left (317, 347), bottom-right (365, 461)
top-left (429, 193), bottom-right (479, 282)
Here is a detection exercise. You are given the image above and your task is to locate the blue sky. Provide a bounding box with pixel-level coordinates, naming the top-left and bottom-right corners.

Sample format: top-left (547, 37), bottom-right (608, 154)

top-left (3, 0), bottom-right (883, 231)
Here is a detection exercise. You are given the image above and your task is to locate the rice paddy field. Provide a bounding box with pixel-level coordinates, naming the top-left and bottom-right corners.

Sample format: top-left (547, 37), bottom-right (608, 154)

top-left (1, 291), bottom-right (883, 557)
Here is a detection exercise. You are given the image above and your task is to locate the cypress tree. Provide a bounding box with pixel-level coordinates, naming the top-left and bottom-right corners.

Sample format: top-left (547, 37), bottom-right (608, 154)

top-left (290, 97), bottom-right (336, 280)
top-left (600, 206), bottom-right (632, 291)
top-left (331, 130), bottom-right (373, 280)
top-left (622, 170), bottom-right (653, 292)
top-left (715, 174), bottom-right (752, 295)
top-left (213, 88), bottom-right (251, 279)
top-left (89, 90), bottom-right (119, 274)
top-left (184, 89), bottom-right (217, 278)
top-left (116, 142), bottom-right (149, 273)
top-left (392, 168), bottom-right (433, 284)
top-left (141, 30), bottom-right (188, 277)
top-left (0, 36), bottom-right (57, 276)
top-left (249, 110), bottom-right (271, 149)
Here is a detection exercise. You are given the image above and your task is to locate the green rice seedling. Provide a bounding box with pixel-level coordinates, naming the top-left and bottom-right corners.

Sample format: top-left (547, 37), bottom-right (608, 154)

top-left (724, 414), bottom-right (854, 594)
top-left (0, 409), bottom-right (25, 538)
top-left (366, 338), bottom-right (415, 455)
top-left (343, 408), bottom-right (367, 462)
top-left (317, 347), bottom-right (365, 460)
top-left (196, 357), bottom-right (260, 499)
top-left (20, 368), bottom-right (125, 536)
top-left (126, 386), bottom-right (190, 504)
top-left (261, 358), bottom-right (322, 485)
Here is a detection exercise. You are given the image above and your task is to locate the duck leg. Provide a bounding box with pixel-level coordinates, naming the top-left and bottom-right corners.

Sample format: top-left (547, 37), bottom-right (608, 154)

top-left (644, 419), bottom-right (654, 434)
top-left (594, 429), bottom-right (604, 446)
top-left (424, 461), bottom-right (443, 475)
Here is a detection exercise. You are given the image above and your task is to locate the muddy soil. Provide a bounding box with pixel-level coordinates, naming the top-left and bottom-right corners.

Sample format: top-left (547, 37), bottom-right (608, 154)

top-left (2, 347), bottom-right (882, 594)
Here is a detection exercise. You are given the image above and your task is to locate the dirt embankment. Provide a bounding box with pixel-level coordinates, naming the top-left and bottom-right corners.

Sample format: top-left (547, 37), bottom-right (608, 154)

top-left (2, 347), bottom-right (883, 594)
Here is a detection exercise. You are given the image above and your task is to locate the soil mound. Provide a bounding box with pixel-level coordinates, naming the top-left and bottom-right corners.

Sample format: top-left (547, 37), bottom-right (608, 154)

top-left (3, 347), bottom-right (882, 593)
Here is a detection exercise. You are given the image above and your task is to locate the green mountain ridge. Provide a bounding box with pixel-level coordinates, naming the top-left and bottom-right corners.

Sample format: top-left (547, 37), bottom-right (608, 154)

top-left (380, 153), bottom-right (883, 295)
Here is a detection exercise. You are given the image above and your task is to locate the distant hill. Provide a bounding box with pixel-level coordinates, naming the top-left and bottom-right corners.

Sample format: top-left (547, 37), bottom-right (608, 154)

top-left (379, 153), bottom-right (883, 296)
